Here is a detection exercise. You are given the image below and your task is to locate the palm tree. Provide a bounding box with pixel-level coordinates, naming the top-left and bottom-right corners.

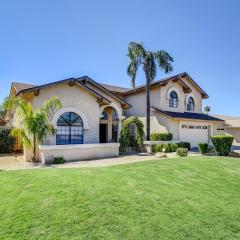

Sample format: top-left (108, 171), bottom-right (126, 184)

top-left (204, 106), bottom-right (211, 115)
top-left (0, 96), bottom-right (9, 119)
top-left (9, 96), bottom-right (61, 162)
top-left (127, 42), bottom-right (174, 140)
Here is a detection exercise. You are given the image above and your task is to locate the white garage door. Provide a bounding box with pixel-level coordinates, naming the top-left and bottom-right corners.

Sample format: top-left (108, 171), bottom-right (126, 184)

top-left (179, 123), bottom-right (209, 148)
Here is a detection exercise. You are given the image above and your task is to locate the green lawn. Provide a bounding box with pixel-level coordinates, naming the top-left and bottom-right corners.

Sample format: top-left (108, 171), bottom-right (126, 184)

top-left (1, 156), bottom-right (240, 239)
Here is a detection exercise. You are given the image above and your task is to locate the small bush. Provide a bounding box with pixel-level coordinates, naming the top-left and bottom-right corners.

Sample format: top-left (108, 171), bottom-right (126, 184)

top-left (198, 143), bottom-right (209, 154)
top-left (170, 143), bottom-right (178, 152)
top-left (228, 151), bottom-right (240, 158)
top-left (210, 135), bottom-right (234, 156)
top-left (152, 143), bottom-right (178, 153)
top-left (0, 127), bottom-right (15, 153)
top-left (177, 148), bottom-right (188, 157)
top-left (150, 133), bottom-right (173, 141)
top-left (161, 143), bottom-right (170, 153)
top-left (152, 144), bottom-right (163, 153)
top-left (177, 142), bottom-right (191, 150)
top-left (53, 157), bottom-right (65, 164)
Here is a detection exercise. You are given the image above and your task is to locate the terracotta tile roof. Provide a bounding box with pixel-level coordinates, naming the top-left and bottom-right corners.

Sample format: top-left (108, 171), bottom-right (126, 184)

top-left (152, 106), bottom-right (223, 121)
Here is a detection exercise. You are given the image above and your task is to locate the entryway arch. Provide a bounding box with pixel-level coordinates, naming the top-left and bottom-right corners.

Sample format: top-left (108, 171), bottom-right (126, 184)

top-left (99, 106), bottom-right (119, 143)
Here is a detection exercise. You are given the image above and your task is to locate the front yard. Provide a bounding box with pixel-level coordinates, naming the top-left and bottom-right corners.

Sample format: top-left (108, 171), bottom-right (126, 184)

top-left (1, 156), bottom-right (240, 239)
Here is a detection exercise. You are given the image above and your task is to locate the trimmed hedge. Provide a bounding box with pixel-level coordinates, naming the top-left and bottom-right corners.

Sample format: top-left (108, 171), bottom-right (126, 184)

top-left (150, 133), bottom-right (173, 141)
top-left (177, 142), bottom-right (191, 150)
top-left (198, 143), bottom-right (209, 154)
top-left (210, 135), bottom-right (234, 156)
top-left (0, 127), bottom-right (15, 154)
top-left (152, 143), bottom-right (183, 153)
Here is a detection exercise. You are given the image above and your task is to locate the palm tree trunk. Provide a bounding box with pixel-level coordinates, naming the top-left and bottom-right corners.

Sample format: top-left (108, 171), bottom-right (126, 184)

top-left (146, 77), bottom-right (151, 141)
top-left (32, 135), bottom-right (36, 162)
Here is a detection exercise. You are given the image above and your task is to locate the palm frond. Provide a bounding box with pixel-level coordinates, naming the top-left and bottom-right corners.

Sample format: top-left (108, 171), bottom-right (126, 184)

top-left (11, 127), bottom-right (32, 150)
top-left (9, 97), bottom-right (33, 126)
top-left (143, 51), bottom-right (157, 82)
top-left (127, 42), bottom-right (146, 88)
top-left (40, 96), bottom-right (62, 121)
top-left (154, 50), bottom-right (174, 73)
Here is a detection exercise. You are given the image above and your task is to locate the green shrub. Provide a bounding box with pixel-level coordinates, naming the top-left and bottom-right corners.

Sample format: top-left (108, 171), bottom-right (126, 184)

top-left (152, 143), bottom-right (178, 153)
top-left (0, 127), bottom-right (15, 153)
top-left (198, 143), bottom-right (209, 154)
top-left (177, 148), bottom-right (188, 157)
top-left (210, 135), bottom-right (234, 156)
top-left (150, 133), bottom-right (173, 141)
top-left (170, 143), bottom-right (178, 152)
top-left (119, 117), bottom-right (144, 152)
top-left (228, 151), bottom-right (240, 158)
top-left (53, 157), bottom-right (65, 164)
top-left (152, 144), bottom-right (163, 153)
top-left (162, 143), bottom-right (172, 153)
top-left (177, 142), bottom-right (191, 150)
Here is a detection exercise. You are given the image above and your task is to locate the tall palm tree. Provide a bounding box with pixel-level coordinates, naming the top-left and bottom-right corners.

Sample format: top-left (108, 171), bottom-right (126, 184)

top-left (9, 96), bottom-right (61, 162)
top-left (127, 42), bottom-right (174, 140)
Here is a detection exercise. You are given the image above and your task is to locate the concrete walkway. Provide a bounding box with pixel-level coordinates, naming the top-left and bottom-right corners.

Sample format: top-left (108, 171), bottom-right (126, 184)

top-left (0, 152), bottom-right (201, 171)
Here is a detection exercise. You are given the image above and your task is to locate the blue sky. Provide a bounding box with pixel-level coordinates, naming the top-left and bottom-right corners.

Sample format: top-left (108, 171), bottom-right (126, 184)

top-left (0, 0), bottom-right (239, 115)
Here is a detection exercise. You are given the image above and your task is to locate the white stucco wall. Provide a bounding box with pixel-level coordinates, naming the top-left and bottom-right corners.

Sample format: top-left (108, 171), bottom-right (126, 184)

top-left (39, 143), bottom-right (120, 163)
top-left (124, 76), bottom-right (203, 118)
top-left (32, 83), bottom-right (100, 144)
top-left (30, 82), bottom-right (123, 146)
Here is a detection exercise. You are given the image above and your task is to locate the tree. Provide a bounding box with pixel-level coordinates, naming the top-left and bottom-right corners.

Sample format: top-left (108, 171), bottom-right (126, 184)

top-left (127, 42), bottom-right (174, 140)
top-left (9, 96), bottom-right (61, 162)
top-left (0, 97), bottom-right (9, 119)
top-left (204, 106), bottom-right (211, 115)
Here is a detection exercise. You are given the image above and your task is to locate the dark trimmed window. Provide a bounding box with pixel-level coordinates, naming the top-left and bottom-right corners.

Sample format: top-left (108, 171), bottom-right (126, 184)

top-left (169, 91), bottom-right (178, 108)
top-left (56, 112), bottom-right (83, 145)
top-left (187, 97), bottom-right (195, 112)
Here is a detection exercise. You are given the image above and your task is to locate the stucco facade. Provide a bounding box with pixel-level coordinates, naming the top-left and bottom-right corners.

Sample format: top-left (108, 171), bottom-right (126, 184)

top-left (9, 72), bottom-right (225, 162)
top-left (123, 75), bottom-right (221, 145)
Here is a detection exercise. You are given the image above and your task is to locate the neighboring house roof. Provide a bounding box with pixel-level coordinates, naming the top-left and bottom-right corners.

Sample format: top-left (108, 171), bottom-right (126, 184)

top-left (151, 106), bottom-right (223, 122)
top-left (122, 72), bottom-right (209, 99)
top-left (212, 114), bottom-right (240, 128)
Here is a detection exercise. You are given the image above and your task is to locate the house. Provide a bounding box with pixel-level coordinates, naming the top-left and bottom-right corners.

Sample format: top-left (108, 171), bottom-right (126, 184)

top-left (212, 114), bottom-right (240, 148)
top-left (7, 72), bottom-right (223, 163)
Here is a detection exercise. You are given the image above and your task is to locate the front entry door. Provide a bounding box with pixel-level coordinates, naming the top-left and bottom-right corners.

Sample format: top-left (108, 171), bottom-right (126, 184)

top-left (100, 124), bottom-right (108, 143)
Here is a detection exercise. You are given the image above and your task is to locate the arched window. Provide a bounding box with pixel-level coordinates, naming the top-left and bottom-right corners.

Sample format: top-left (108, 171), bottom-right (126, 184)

top-left (187, 97), bottom-right (195, 112)
top-left (56, 112), bottom-right (83, 145)
top-left (169, 91), bottom-right (178, 108)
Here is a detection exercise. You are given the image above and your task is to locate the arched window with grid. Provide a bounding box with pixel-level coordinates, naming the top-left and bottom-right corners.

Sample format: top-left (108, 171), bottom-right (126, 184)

top-left (169, 91), bottom-right (178, 108)
top-left (56, 112), bottom-right (83, 145)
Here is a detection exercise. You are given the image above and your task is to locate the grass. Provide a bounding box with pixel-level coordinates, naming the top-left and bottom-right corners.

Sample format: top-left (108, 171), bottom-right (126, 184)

top-left (1, 156), bottom-right (240, 239)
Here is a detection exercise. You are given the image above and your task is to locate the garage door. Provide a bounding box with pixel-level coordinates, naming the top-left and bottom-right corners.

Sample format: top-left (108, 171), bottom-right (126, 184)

top-left (179, 123), bottom-right (209, 148)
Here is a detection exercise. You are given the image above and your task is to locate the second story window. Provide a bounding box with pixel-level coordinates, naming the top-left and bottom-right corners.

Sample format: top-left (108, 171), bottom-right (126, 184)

top-left (169, 91), bottom-right (178, 108)
top-left (187, 97), bottom-right (195, 112)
